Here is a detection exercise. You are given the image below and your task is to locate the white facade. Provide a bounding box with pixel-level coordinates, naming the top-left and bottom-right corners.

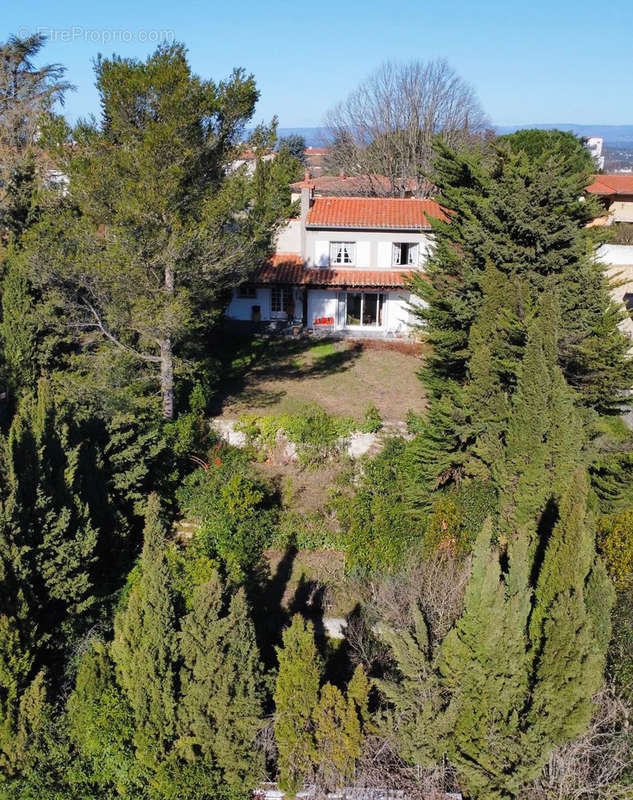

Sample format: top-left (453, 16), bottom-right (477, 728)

top-left (225, 191), bottom-right (431, 335)
top-left (304, 228), bottom-right (433, 270)
top-left (585, 137), bottom-right (605, 171)
top-left (226, 286), bottom-right (419, 335)
top-left (597, 244), bottom-right (633, 339)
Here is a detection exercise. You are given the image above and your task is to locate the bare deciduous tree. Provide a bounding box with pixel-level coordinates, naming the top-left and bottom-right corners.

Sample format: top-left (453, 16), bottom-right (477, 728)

top-left (344, 551), bottom-right (471, 675)
top-left (522, 688), bottom-right (633, 800)
top-left (324, 59), bottom-right (489, 197)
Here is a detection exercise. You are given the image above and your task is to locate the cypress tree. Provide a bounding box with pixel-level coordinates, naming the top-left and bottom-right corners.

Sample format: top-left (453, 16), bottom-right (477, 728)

top-left (112, 493), bottom-right (178, 772)
top-left (178, 576), bottom-right (265, 792)
top-left (0, 380), bottom-right (100, 659)
top-left (313, 682), bottom-right (362, 792)
top-left (0, 614), bottom-right (47, 778)
top-left (410, 135), bottom-right (633, 499)
top-left (66, 641), bottom-right (138, 793)
top-left (274, 615), bottom-right (322, 795)
top-left (382, 300), bottom-right (615, 798)
top-left (210, 589), bottom-right (265, 789)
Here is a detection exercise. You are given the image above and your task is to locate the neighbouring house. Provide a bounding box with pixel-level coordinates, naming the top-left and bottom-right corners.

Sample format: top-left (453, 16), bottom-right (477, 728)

top-left (584, 136), bottom-right (605, 171)
top-left (303, 146), bottom-right (329, 177)
top-left (226, 189), bottom-right (445, 336)
top-left (228, 148), bottom-right (276, 176)
top-left (289, 173), bottom-right (430, 200)
top-left (598, 243), bottom-right (633, 339)
top-left (585, 176), bottom-right (633, 341)
top-left (586, 174), bottom-right (633, 225)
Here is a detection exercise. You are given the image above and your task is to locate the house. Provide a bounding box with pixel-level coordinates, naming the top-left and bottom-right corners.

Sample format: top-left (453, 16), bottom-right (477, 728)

top-left (303, 146), bottom-right (329, 177)
top-left (586, 174), bottom-right (633, 224)
top-left (289, 174), bottom-right (428, 200)
top-left (584, 137), bottom-right (605, 170)
top-left (583, 176), bottom-right (633, 340)
top-left (597, 243), bottom-right (633, 339)
top-left (226, 189), bottom-right (445, 336)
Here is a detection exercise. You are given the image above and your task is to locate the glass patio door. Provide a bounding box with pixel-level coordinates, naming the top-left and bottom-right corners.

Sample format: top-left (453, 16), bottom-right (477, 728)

top-left (343, 292), bottom-right (384, 328)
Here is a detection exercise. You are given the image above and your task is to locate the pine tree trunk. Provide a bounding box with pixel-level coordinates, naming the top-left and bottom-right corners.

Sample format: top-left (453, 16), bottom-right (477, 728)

top-left (161, 264), bottom-right (175, 420)
top-left (160, 337), bottom-right (174, 419)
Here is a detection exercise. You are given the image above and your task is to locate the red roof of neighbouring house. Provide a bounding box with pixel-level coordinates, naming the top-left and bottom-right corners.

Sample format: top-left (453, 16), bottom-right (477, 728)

top-left (586, 175), bottom-right (633, 196)
top-left (255, 254), bottom-right (411, 288)
top-left (290, 174), bottom-right (430, 197)
top-left (305, 196), bottom-right (446, 230)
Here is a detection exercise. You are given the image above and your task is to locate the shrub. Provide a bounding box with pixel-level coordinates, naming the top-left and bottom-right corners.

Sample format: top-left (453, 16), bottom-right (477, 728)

top-left (597, 511), bottom-right (633, 590)
top-left (361, 403), bottom-right (383, 434)
top-left (423, 495), bottom-right (465, 556)
top-left (273, 509), bottom-right (343, 551)
top-left (236, 403), bottom-right (356, 467)
top-left (177, 445), bottom-right (277, 580)
top-left (332, 438), bottom-right (418, 574)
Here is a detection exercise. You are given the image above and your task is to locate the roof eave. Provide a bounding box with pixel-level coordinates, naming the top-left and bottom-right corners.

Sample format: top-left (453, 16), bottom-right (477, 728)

top-left (305, 224), bottom-right (432, 232)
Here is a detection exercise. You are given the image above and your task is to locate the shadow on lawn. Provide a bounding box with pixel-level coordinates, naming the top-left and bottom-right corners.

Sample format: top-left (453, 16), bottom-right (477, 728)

top-left (247, 545), bottom-right (348, 681)
top-left (208, 327), bottom-right (363, 416)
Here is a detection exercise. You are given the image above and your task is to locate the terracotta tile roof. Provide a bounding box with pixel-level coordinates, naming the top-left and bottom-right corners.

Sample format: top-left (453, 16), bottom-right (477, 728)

top-left (586, 175), bottom-right (633, 196)
top-left (256, 255), bottom-right (411, 288)
top-left (305, 196), bottom-right (445, 230)
top-left (304, 147), bottom-right (329, 154)
top-left (290, 174), bottom-right (428, 197)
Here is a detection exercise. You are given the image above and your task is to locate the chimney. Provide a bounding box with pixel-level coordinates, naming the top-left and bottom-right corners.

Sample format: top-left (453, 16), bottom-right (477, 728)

top-left (300, 186), bottom-right (313, 221)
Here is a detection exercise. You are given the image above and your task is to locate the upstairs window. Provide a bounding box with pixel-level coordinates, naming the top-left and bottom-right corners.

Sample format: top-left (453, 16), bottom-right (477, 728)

top-left (330, 242), bottom-right (355, 265)
top-left (237, 284), bottom-right (257, 298)
top-left (392, 242), bottom-right (419, 266)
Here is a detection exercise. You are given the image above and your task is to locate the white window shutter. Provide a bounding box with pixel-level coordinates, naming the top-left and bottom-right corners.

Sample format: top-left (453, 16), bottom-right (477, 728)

top-left (355, 241), bottom-right (370, 267)
top-left (419, 236), bottom-right (433, 268)
top-left (314, 240), bottom-right (330, 267)
top-left (377, 241), bottom-right (392, 268)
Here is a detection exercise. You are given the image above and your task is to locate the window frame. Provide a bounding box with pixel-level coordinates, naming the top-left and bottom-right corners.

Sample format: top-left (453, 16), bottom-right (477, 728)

top-left (330, 241), bottom-right (356, 266)
top-left (271, 286), bottom-right (294, 316)
top-left (237, 284), bottom-right (257, 299)
top-left (344, 291), bottom-right (385, 328)
top-left (392, 242), bottom-right (419, 267)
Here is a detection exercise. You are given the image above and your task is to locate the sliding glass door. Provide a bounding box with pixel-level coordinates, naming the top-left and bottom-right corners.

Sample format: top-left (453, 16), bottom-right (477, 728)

top-left (343, 292), bottom-right (384, 328)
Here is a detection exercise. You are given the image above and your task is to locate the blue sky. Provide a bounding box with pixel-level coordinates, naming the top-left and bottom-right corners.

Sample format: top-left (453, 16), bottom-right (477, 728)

top-left (5, 0), bottom-right (633, 128)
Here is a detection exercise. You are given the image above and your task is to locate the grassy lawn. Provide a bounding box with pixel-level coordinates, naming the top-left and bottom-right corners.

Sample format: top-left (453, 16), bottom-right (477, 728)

top-left (210, 330), bottom-right (427, 423)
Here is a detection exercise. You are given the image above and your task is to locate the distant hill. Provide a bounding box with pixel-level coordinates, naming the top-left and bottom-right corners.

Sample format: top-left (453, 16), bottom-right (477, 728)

top-left (276, 127), bottom-right (328, 147)
top-left (274, 125), bottom-right (633, 149)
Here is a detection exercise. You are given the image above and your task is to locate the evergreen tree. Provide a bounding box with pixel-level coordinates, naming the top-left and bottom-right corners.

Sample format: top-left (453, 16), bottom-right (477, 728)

top-left (0, 33), bottom-right (71, 241)
top-left (0, 615), bottom-right (47, 778)
top-left (409, 135), bottom-right (633, 499)
top-left (112, 493), bottom-right (179, 772)
top-left (381, 300), bottom-right (615, 799)
top-left (314, 682), bottom-right (362, 792)
top-left (66, 641), bottom-right (139, 794)
top-left (178, 575), bottom-right (265, 792)
top-left (25, 44), bottom-right (282, 419)
top-left (274, 615), bottom-right (322, 794)
top-left (0, 380), bottom-right (101, 660)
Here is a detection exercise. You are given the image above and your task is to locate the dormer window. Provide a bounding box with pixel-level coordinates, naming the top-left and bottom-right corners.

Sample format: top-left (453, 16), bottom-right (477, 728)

top-left (392, 242), bottom-right (419, 266)
top-left (330, 242), bottom-right (355, 265)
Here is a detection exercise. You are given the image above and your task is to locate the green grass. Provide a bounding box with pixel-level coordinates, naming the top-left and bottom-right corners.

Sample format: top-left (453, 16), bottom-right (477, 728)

top-left (306, 341), bottom-right (336, 359)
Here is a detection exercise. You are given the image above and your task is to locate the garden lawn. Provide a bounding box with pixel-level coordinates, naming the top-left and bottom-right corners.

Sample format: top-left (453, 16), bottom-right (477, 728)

top-left (212, 333), bottom-right (427, 424)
